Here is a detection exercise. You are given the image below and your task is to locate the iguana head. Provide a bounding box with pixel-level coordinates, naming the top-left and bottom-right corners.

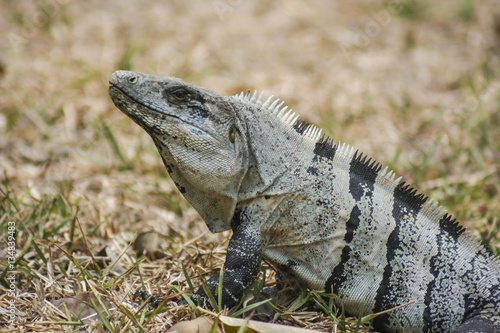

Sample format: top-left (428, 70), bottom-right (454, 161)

top-left (109, 70), bottom-right (248, 232)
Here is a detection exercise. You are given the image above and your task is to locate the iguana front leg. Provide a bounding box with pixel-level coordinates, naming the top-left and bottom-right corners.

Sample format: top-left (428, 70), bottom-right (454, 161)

top-left (193, 221), bottom-right (262, 309)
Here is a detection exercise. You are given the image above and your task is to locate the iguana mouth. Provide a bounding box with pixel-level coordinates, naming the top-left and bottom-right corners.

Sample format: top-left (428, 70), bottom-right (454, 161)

top-left (109, 84), bottom-right (222, 142)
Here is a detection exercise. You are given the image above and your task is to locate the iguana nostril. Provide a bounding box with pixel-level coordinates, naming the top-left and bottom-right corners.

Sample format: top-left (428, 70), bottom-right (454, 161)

top-left (128, 76), bottom-right (138, 84)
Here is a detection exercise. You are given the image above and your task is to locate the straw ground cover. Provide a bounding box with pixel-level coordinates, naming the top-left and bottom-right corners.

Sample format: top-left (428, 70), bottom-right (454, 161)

top-left (1, 0), bottom-right (499, 332)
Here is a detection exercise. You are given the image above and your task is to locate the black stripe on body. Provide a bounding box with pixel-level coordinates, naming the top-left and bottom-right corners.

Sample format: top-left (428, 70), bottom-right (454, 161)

top-left (313, 135), bottom-right (337, 160)
top-left (326, 152), bottom-right (381, 295)
top-left (436, 213), bottom-right (465, 240)
top-left (422, 214), bottom-right (491, 332)
top-left (372, 182), bottom-right (428, 331)
top-left (293, 120), bottom-right (310, 135)
top-left (422, 214), bottom-right (458, 332)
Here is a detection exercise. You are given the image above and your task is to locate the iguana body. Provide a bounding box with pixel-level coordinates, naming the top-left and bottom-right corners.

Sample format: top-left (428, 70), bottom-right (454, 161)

top-left (109, 70), bottom-right (500, 333)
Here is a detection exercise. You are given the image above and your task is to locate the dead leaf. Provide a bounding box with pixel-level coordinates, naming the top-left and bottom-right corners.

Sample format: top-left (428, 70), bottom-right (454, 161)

top-left (167, 315), bottom-right (331, 333)
top-left (96, 245), bottom-right (125, 274)
top-left (133, 230), bottom-right (165, 260)
top-left (53, 292), bottom-right (113, 324)
top-left (167, 316), bottom-right (219, 333)
top-left (219, 315), bottom-right (330, 332)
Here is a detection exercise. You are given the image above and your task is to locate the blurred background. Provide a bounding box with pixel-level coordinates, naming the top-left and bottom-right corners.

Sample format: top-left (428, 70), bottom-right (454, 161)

top-left (0, 0), bottom-right (499, 330)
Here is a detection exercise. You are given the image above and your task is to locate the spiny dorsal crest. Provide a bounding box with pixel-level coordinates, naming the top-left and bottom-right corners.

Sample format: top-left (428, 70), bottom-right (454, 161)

top-left (234, 90), bottom-right (322, 142)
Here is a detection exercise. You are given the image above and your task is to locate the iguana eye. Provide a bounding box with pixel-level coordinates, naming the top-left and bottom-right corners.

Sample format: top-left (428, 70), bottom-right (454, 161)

top-left (172, 88), bottom-right (189, 101)
top-left (229, 125), bottom-right (236, 143)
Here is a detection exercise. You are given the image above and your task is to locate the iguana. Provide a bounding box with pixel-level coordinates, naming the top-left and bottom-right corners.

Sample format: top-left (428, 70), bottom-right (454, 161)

top-left (108, 70), bottom-right (500, 333)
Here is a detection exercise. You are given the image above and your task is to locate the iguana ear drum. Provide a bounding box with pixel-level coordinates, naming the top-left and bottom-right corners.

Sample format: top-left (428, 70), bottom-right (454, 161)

top-left (228, 125), bottom-right (236, 143)
top-left (110, 70), bottom-right (500, 333)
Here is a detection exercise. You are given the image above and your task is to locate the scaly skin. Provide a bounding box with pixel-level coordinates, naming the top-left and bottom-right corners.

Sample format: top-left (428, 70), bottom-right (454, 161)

top-left (109, 70), bottom-right (500, 332)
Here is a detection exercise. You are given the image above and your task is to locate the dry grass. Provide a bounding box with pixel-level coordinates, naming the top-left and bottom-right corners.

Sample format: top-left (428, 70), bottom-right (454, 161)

top-left (1, 0), bottom-right (499, 332)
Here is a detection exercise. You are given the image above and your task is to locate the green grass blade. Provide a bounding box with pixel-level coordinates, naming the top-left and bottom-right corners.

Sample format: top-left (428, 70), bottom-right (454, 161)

top-left (231, 298), bottom-right (272, 317)
top-left (181, 262), bottom-right (195, 293)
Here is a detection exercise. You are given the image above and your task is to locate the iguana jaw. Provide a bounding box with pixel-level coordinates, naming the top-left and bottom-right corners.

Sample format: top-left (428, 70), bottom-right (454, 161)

top-left (109, 73), bottom-right (222, 143)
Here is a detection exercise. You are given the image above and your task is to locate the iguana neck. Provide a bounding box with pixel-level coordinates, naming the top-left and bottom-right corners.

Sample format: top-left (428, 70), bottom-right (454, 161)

top-left (230, 96), bottom-right (318, 201)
